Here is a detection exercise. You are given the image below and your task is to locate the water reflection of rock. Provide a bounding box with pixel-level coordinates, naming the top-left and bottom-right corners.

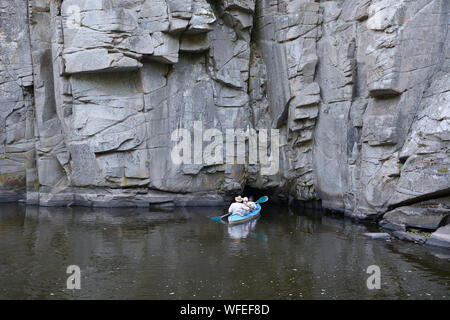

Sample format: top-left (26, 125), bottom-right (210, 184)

top-left (24, 206), bottom-right (192, 226)
top-left (1, 202), bottom-right (449, 299)
top-left (227, 219), bottom-right (259, 241)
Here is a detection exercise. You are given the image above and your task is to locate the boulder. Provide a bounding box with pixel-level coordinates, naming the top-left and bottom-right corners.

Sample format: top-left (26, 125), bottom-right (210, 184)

top-left (380, 206), bottom-right (450, 231)
top-left (427, 225), bottom-right (450, 249)
top-left (392, 231), bottom-right (427, 244)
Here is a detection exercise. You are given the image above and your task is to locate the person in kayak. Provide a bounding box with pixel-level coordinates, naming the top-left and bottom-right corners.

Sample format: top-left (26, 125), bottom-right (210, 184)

top-left (244, 196), bottom-right (258, 212)
top-left (228, 196), bottom-right (250, 217)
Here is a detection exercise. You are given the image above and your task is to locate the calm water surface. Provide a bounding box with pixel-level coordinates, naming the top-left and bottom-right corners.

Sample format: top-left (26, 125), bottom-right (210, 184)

top-left (0, 203), bottom-right (449, 299)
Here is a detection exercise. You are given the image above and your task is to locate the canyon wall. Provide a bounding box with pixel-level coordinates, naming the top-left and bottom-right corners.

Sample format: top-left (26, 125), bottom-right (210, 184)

top-left (0, 0), bottom-right (449, 227)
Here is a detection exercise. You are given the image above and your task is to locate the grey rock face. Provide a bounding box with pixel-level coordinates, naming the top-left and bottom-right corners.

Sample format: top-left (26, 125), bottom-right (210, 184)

top-left (313, 0), bottom-right (450, 221)
top-left (427, 224), bottom-right (450, 248)
top-left (392, 231), bottom-right (428, 244)
top-left (380, 206), bottom-right (449, 231)
top-left (0, 0), bottom-right (448, 218)
top-left (0, 0), bottom-right (34, 202)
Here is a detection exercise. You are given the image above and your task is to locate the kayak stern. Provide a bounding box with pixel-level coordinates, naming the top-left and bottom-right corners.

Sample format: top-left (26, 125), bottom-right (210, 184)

top-left (227, 204), bottom-right (262, 225)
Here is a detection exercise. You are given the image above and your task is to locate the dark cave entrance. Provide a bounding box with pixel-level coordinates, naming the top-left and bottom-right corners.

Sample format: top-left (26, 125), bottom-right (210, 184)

top-left (240, 185), bottom-right (289, 205)
top-left (241, 185), bottom-right (268, 201)
top-left (241, 185), bottom-right (323, 209)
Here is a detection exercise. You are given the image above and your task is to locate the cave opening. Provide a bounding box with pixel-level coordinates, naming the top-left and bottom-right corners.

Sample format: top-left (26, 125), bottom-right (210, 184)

top-left (240, 185), bottom-right (324, 212)
top-left (240, 185), bottom-right (289, 206)
top-left (241, 185), bottom-right (268, 201)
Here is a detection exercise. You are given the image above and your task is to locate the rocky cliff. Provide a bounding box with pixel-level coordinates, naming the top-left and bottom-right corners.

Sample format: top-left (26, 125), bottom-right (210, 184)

top-left (0, 1), bottom-right (449, 229)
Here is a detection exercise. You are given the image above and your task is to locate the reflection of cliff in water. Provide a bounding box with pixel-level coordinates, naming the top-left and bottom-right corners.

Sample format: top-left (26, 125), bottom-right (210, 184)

top-left (24, 205), bottom-right (191, 228)
top-left (0, 203), bottom-right (449, 299)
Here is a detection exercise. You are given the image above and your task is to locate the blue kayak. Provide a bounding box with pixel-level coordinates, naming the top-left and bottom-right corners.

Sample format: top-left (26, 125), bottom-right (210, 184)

top-left (227, 204), bottom-right (261, 225)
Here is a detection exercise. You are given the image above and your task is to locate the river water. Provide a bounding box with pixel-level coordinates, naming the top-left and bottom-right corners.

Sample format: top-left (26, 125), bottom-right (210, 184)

top-left (0, 203), bottom-right (449, 299)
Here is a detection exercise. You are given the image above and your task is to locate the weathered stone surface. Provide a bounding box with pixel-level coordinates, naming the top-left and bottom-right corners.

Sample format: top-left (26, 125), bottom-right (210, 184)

top-left (427, 224), bottom-right (450, 248)
top-left (188, 0), bottom-right (216, 34)
top-left (0, 0), bottom-right (34, 201)
top-left (392, 231), bottom-right (428, 244)
top-left (366, 0), bottom-right (407, 97)
top-left (380, 206), bottom-right (449, 231)
top-left (180, 34), bottom-right (210, 52)
top-left (314, 0), bottom-right (449, 221)
top-left (0, 0), bottom-right (448, 216)
top-left (64, 49), bottom-right (143, 74)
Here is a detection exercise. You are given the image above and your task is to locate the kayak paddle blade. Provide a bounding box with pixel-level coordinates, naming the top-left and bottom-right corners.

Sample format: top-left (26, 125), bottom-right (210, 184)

top-left (211, 216), bottom-right (222, 221)
top-left (256, 196), bottom-right (269, 204)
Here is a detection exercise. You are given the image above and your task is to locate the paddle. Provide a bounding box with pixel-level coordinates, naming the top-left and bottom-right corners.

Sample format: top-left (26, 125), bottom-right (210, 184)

top-left (211, 196), bottom-right (269, 221)
top-left (255, 196), bottom-right (269, 204)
